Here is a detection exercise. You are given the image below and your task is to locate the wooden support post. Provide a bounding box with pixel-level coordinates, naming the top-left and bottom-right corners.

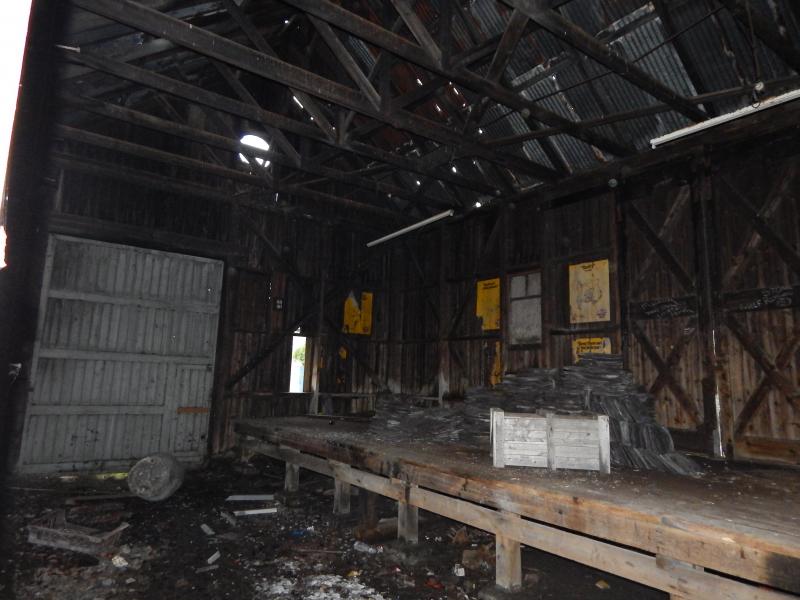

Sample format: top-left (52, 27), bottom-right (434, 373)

top-left (437, 224), bottom-right (449, 404)
top-left (598, 415), bottom-right (611, 474)
top-left (359, 488), bottom-right (379, 529)
top-left (496, 512), bottom-right (522, 591)
top-left (334, 479), bottom-right (351, 514)
top-left (397, 483), bottom-right (419, 544)
top-left (309, 228), bottom-right (327, 415)
top-left (284, 450), bottom-right (301, 493)
top-left (242, 437), bottom-right (799, 598)
top-left (546, 413), bottom-right (556, 471)
top-left (692, 160), bottom-right (725, 457)
top-left (660, 555), bottom-right (704, 600)
top-left (491, 408), bottom-right (505, 467)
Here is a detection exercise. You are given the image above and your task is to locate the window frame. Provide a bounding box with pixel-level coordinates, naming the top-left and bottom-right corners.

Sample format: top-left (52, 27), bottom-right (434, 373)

top-left (507, 268), bottom-right (543, 348)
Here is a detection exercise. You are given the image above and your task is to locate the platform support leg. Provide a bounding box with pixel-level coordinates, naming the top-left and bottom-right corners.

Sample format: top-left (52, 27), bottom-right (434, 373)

top-left (359, 488), bottom-right (379, 529)
top-left (284, 462), bottom-right (299, 493)
top-left (658, 555), bottom-right (702, 599)
top-left (334, 479), bottom-right (351, 515)
top-left (397, 499), bottom-right (418, 544)
top-left (496, 512), bottom-right (522, 591)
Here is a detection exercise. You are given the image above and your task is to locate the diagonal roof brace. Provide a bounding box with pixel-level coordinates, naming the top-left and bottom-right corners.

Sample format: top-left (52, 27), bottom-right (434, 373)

top-left (505, 0), bottom-right (708, 122)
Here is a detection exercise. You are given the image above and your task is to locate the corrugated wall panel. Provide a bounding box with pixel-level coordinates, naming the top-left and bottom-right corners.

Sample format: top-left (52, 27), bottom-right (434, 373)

top-left (18, 235), bottom-right (223, 472)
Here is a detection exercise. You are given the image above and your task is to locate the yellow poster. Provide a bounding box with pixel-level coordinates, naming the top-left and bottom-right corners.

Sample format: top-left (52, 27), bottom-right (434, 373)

top-left (476, 278), bottom-right (501, 331)
top-left (569, 259), bottom-right (610, 323)
top-left (572, 337), bottom-right (612, 362)
top-left (342, 291), bottom-right (373, 335)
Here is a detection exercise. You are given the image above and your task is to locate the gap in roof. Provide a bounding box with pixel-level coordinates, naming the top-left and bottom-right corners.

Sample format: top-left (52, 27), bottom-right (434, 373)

top-left (238, 134), bottom-right (270, 167)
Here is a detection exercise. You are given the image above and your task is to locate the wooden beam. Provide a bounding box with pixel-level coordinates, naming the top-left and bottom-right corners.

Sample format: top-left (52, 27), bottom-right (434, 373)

top-left (652, 0), bottom-right (718, 117)
top-left (334, 477), bottom-right (351, 515)
top-left (627, 201), bottom-right (695, 294)
top-left (389, 0), bottom-right (442, 64)
top-left (397, 490), bottom-right (419, 543)
top-left (48, 212), bottom-right (243, 260)
top-left (309, 16), bottom-right (382, 110)
top-left (733, 331), bottom-right (800, 437)
top-left (242, 437), bottom-right (798, 599)
top-left (446, 213), bottom-right (505, 339)
top-left (629, 185), bottom-right (691, 298)
top-left (210, 60), bottom-right (301, 166)
top-left (62, 51), bottom-right (500, 195)
top-left (511, 93), bottom-right (800, 210)
top-left (486, 75), bottom-right (800, 148)
top-left (487, 9), bottom-right (529, 82)
top-left (70, 0), bottom-right (561, 182)
top-left (221, 0), bottom-right (337, 141)
top-left (630, 319), bottom-right (701, 424)
top-left (54, 125), bottom-right (405, 221)
top-left (496, 512), bottom-right (522, 591)
top-left (325, 316), bottom-right (391, 394)
top-left (280, 0), bottom-right (632, 156)
top-left (285, 459), bottom-right (300, 492)
top-left (720, 177), bottom-right (800, 278)
top-left (508, 2), bottom-right (707, 122)
top-left (64, 94), bottom-right (455, 212)
top-left (721, 163), bottom-right (797, 289)
top-left (724, 315), bottom-right (800, 405)
top-left (717, 0), bottom-right (800, 74)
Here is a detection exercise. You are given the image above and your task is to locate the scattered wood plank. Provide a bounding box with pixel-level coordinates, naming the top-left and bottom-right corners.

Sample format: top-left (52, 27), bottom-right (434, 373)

top-left (225, 494), bottom-right (275, 501)
top-left (232, 508), bottom-right (278, 516)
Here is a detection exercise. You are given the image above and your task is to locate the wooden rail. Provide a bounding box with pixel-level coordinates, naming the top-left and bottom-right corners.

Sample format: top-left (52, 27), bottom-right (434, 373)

top-left (240, 433), bottom-right (797, 599)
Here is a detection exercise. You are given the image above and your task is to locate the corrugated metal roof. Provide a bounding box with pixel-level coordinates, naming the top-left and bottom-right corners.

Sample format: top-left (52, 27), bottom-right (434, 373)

top-left (62, 0), bottom-right (800, 195)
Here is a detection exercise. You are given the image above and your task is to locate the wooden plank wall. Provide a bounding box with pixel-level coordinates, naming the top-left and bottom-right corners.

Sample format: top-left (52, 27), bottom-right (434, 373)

top-left (41, 109), bottom-right (379, 453)
top-left (37, 105), bottom-right (800, 463)
top-left (338, 136), bottom-right (800, 465)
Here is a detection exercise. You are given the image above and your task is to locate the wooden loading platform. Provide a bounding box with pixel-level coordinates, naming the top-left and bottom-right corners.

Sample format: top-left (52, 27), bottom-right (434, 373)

top-left (236, 417), bottom-right (800, 599)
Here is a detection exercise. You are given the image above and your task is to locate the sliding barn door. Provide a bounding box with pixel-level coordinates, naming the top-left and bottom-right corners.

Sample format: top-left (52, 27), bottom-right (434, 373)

top-left (624, 182), bottom-right (711, 448)
top-left (18, 236), bottom-right (223, 472)
top-left (714, 159), bottom-right (800, 463)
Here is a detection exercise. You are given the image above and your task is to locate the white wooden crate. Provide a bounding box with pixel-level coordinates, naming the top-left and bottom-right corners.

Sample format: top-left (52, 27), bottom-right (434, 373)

top-left (491, 409), bottom-right (610, 473)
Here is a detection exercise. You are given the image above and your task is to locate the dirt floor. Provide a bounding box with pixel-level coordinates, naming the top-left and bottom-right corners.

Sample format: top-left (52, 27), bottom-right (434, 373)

top-left (0, 454), bottom-right (666, 600)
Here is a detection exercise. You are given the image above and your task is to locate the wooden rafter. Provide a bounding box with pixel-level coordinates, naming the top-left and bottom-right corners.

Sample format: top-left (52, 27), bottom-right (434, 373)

top-left (63, 50), bottom-right (499, 195)
top-left (487, 9), bottom-right (529, 82)
top-left (221, 0), bottom-right (337, 141)
top-left (53, 127), bottom-right (407, 221)
top-left (717, 0), bottom-right (800, 74)
top-left (211, 60), bottom-right (302, 167)
top-left (309, 15), bottom-right (382, 110)
top-left (279, 0), bottom-right (632, 156)
top-left (508, 1), bottom-right (707, 122)
top-left (71, 0), bottom-right (561, 183)
top-left (652, 0), bottom-right (718, 117)
top-left (62, 94), bottom-right (456, 212)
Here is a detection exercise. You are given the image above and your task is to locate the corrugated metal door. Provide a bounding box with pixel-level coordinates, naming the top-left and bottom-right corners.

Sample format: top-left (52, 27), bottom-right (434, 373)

top-left (18, 235), bottom-right (223, 472)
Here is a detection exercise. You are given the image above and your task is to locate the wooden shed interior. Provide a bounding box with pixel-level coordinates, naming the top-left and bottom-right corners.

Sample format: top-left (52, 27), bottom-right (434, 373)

top-left (1, 0), bottom-right (800, 599)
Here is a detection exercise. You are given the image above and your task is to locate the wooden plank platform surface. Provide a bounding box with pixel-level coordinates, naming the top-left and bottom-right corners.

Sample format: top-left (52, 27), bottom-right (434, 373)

top-left (235, 417), bottom-right (800, 595)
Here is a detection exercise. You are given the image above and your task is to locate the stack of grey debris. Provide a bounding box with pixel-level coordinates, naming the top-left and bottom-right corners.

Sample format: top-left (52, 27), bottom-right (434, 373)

top-left (368, 354), bottom-right (700, 475)
top-left (368, 396), bottom-right (467, 444)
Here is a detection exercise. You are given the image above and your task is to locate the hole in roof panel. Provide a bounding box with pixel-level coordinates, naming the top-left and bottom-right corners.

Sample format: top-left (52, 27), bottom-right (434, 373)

top-left (238, 134), bottom-right (270, 167)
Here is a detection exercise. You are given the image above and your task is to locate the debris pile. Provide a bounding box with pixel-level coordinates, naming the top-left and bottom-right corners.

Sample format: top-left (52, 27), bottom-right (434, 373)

top-left (369, 354), bottom-right (700, 475)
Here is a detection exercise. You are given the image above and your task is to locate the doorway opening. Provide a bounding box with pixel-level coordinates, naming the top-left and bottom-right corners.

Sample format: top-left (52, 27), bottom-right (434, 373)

top-left (289, 333), bottom-right (306, 392)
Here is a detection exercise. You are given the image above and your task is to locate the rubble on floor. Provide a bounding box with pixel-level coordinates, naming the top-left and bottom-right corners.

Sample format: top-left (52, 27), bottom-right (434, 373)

top-left (369, 354), bottom-right (700, 475)
top-left (2, 456), bottom-right (666, 600)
